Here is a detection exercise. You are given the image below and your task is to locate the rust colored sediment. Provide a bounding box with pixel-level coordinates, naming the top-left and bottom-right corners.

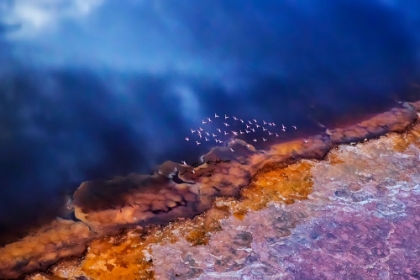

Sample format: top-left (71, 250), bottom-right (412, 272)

top-left (73, 171), bottom-right (208, 232)
top-left (77, 206), bottom-right (233, 280)
top-left (0, 220), bottom-right (91, 279)
top-left (0, 102), bottom-right (419, 279)
top-left (326, 104), bottom-right (417, 144)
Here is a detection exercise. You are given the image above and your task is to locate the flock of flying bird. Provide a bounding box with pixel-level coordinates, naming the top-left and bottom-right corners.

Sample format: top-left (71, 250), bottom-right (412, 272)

top-left (184, 113), bottom-right (297, 147)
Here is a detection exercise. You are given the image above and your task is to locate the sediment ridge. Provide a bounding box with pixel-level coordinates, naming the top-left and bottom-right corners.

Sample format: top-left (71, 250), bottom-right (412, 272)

top-left (0, 100), bottom-right (419, 279)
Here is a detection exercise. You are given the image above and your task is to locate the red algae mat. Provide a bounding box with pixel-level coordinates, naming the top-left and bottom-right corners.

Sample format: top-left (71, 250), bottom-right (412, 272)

top-left (1, 102), bottom-right (419, 279)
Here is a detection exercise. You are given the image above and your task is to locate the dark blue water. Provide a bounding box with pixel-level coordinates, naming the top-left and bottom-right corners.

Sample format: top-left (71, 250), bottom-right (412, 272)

top-left (0, 0), bottom-right (419, 243)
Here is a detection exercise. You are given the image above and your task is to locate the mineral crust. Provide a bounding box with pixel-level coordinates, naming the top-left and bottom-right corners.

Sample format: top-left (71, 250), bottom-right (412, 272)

top-left (0, 102), bottom-right (419, 279)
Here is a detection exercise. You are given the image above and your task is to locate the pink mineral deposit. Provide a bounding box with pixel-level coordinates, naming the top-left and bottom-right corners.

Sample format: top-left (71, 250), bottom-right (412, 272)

top-left (0, 102), bottom-right (419, 279)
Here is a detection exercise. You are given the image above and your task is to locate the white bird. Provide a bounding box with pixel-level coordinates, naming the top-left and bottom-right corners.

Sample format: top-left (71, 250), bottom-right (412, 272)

top-left (205, 132), bottom-right (210, 136)
top-left (262, 138), bottom-right (267, 142)
top-left (181, 161), bottom-right (187, 165)
top-left (233, 116), bottom-right (238, 120)
top-left (282, 124), bottom-right (286, 130)
top-left (253, 119), bottom-right (257, 123)
top-left (268, 131), bottom-right (273, 135)
top-left (304, 140), bottom-right (309, 143)
top-left (205, 137), bottom-right (209, 141)
top-left (198, 133), bottom-right (202, 139)
top-left (292, 126), bottom-right (297, 130)
top-left (215, 113), bottom-right (219, 118)
top-left (240, 119), bottom-right (244, 123)
top-left (225, 114), bottom-right (229, 120)
top-left (199, 127), bottom-right (204, 131)
top-left (245, 129), bottom-right (250, 133)
top-left (212, 133), bottom-right (217, 137)
top-left (223, 122), bottom-right (230, 127)
top-left (262, 127), bottom-right (267, 131)
top-left (229, 148), bottom-right (234, 152)
top-left (253, 139), bottom-right (257, 142)
top-left (256, 124), bottom-right (260, 128)
top-left (185, 137), bottom-right (189, 141)
top-left (207, 117), bottom-right (212, 122)
top-left (248, 120), bottom-right (253, 125)
top-left (239, 130), bottom-right (245, 135)
top-left (214, 138), bottom-right (218, 142)
top-left (224, 131), bottom-right (229, 135)
top-left (202, 120), bottom-right (207, 124)
top-left (272, 123), bottom-right (276, 126)
top-left (275, 133), bottom-right (279, 137)
top-left (246, 124), bottom-right (251, 129)
top-left (216, 128), bottom-right (221, 132)
top-left (196, 141), bottom-right (201, 145)
top-left (268, 123), bottom-right (273, 126)
top-left (251, 128), bottom-right (256, 132)
top-left (232, 131), bottom-right (238, 136)
top-left (191, 129), bottom-right (196, 134)
top-left (192, 169), bottom-right (195, 174)
top-left (263, 120), bottom-right (267, 125)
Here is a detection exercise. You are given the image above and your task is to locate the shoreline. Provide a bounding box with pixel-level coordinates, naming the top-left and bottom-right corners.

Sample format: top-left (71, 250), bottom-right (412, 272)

top-left (0, 100), bottom-right (419, 279)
